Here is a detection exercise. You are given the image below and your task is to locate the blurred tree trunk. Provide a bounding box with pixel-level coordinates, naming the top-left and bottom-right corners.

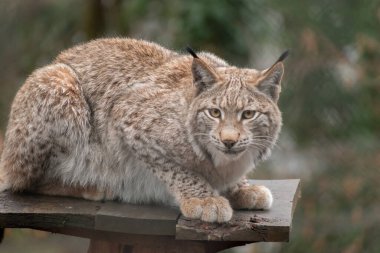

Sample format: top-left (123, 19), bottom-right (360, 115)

top-left (84, 0), bottom-right (105, 39)
top-left (109, 0), bottom-right (129, 35)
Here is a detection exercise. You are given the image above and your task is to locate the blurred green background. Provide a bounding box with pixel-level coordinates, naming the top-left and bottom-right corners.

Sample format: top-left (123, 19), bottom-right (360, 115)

top-left (0, 0), bottom-right (379, 252)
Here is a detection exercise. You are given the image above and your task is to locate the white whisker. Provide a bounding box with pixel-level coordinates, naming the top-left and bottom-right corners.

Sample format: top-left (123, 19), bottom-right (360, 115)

top-left (193, 133), bottom-right (209, 137)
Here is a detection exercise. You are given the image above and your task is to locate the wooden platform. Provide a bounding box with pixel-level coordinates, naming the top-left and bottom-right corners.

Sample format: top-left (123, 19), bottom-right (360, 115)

top-left (0, 179), bottom-right (300, 252)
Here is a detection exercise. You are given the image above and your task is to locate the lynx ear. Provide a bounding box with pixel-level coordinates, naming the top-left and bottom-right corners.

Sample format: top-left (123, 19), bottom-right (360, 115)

top-left (256, 50), bottom-right (288, 103)
top-left (257, 62), bottom-right (284, 102)
top-left (186, 47), bottom-right (219, 93)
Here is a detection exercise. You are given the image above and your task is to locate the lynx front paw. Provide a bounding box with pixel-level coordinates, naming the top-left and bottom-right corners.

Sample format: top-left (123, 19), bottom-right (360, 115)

top-left (0, 180), bottom-right (9, 192)
top-left (82, 187), bottom-right (114, 201)
top-left (230, 185), bottom-right (273, 210)
top-left (180, 196), bottom-right (233, 223)
top-left (82, 191), bottom-right (106, 201)
top-left (0, 173), bottom-right (9, 192)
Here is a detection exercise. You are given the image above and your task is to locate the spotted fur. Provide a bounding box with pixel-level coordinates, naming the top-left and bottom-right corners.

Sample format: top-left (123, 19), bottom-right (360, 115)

top-left (0, 38), bottom-right (285, 222)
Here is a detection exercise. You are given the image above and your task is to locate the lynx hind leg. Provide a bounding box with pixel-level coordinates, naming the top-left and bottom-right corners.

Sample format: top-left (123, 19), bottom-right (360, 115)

top-left (34, 181), bottom-right (115, 201)
top-left (0, 63), bottom-right (90, 192)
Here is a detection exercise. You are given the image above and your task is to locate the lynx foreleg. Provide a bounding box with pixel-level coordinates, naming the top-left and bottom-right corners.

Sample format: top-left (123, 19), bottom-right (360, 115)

top-left (112, 101), bottom-right (233, 222)
top-left (148, 161), bottom-right (233, 223)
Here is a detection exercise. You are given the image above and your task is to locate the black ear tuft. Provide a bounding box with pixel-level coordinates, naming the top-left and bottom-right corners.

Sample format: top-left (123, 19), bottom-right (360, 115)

top-left (186, 46), bottom-right (199, 58)
top-left (275, 50), bottom-right (290, 64)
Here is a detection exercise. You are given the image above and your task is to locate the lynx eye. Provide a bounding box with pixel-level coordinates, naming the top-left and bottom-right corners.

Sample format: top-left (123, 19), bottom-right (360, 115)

top-left (242, 110), bottom-right (257, 120)
top-left (208, 108), bottom-right (222, 118)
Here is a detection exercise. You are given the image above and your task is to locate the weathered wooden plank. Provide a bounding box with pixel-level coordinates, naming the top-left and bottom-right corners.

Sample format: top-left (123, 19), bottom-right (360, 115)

top-left (0, 179), bottom-right (300, 243)
top-left (95, 201), bottom-right (180, 235)
top-left (0, 192), bottom-right (99, 230)
top-left (0, 192), bottom-right (180, 236)
top-left (175, 179), bottom-right (301, 242)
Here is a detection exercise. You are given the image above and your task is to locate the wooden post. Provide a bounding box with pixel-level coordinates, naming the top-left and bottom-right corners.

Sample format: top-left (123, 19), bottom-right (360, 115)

top-left (86, 239), bottom-right (241, 253)
top-left (87, 240), bottom-right (124, 253)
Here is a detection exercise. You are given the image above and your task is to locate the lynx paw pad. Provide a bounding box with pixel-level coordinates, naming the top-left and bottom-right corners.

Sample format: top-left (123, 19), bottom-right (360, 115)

top-left (231, 185), bottom-right (273, 210)
top-left (180, 196), bottom-right (233, 223)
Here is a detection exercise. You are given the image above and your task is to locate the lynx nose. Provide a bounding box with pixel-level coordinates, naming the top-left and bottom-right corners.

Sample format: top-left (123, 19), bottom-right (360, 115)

top-left (220, 127), bottom-right (240, 149)
top-left (222, 140), bottom-right (237, 149)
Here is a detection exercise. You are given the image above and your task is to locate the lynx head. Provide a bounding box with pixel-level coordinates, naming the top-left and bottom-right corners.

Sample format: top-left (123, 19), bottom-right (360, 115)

top-left (187, 48), bottom-right (288, 167)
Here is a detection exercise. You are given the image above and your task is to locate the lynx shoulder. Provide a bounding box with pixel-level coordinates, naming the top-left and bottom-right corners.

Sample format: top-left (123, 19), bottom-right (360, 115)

top-left (0, 38), bottom-right (287, 223)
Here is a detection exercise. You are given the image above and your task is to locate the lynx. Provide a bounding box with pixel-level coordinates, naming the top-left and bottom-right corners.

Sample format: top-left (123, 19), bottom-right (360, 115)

top-left (0, 38), bottom-right (287, 223)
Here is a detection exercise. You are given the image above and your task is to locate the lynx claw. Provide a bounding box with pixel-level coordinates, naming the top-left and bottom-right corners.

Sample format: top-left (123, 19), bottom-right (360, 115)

top-left (230, 185), bottom-right (273, 210)
top-left (180, 196), bottom-right (233, 223)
